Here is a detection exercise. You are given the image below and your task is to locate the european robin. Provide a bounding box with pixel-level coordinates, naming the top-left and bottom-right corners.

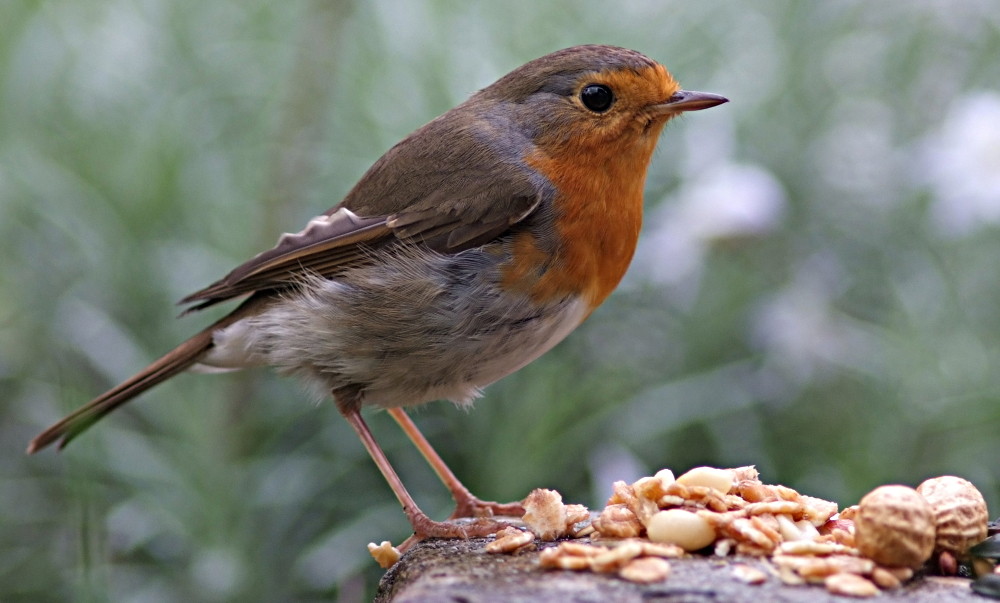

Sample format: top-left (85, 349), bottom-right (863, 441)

top-left (28, 45), bottom-right (727, 545)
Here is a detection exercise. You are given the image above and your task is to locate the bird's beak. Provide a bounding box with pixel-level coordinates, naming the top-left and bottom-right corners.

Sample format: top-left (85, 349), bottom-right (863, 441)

top-left (652, 90), bottom-right (729, 115)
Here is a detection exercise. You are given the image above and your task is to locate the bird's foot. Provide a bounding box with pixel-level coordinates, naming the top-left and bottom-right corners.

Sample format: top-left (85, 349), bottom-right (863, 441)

top-left (397, 512), bottom-right (509, 553)
top-left (449, 496), bottom-right (525, 520)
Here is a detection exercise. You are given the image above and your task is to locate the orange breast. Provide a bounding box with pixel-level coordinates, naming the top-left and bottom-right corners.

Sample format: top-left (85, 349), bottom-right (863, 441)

top-left (502, 125), bottom-right (664, 313)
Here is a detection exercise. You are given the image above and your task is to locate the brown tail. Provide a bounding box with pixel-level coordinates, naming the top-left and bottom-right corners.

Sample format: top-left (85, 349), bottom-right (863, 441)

top-left (26, 296), bottom-right (265, 454)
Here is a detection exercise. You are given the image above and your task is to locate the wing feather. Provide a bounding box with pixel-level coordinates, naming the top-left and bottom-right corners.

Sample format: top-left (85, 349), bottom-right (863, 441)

top-left (180, 104), bottom-right (552, 312)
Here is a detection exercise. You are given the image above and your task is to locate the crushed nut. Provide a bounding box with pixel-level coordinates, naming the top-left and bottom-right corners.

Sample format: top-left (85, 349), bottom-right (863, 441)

top-left (799, 495), bottom-right (839, 527)
top-left (879, 565), bottom-right (914, 582)
top-left (747, 500), bottom-right (803, 518)
top-left (656, 495), bottom-right (686, 508)
top-left (714, 538), bottom-right (735, 557)
top-left (639, 541), bottom-right (685, 558)
top-left (870, 566), bottom-right (903, 589)
top-left (653, 468), bottom-right (677, 487)
top-left (539, 544), bottom-right (596, 569)
top-left (724, 518), bottom-right (777, 553)
top-left (664, 482), bottom-right (729, 511)
top-left (776, 515), bottom-right (814, 542)
top-left (633, 475), bottom-right (669, 503)
top-left (523, 488), bottom-right (568, 540)
top-left (751, 514), bottom-right (783, 544)
top-left (730, 466), bottom-right (760, 483)
top-left (564, 504), bottom-right (591, 527)
top-left (695, 508), bottom-right (746, 531)
top-left (590, 541), bottom-right (644, 572)
top-left (732, 564), bottom-right (768, 584)
top-left (606, 480), bottom-right (658, 526)
top-left (778, 540), bottom-right (858, 556)
top-left (607, 480), bottom-right (638, 507)
top-left (819, 517), bottom-right (854, 537)
top-left (794, 555), bottom-right (875, 581)
top-left (773, 484), bottom-right (801, 501)
top-left (738, 481), bottom-right (773, 503)
top-left (777, 565), bottom-right (806, 586)
top-left (485, 526), bottom-right (535, 554)
top-left (556, 541), bottom-right (606, 557)
top-left (367, 541), bottom-right (401, 569)
top-left (619, 557), bottom-right (671, 583)
top-left (552, 554), bottom-right (592, 570)
top-left (735, 542), bottom-right (774, 557)
top-left (593, 503), bottom-right (643, 538)
top-left (723, 494), bottom-right (749, 510)
top-left (824, 573), bottom-right (879, 598)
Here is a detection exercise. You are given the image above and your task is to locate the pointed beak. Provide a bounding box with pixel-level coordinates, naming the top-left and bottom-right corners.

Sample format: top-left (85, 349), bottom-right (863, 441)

top-left (652, 90), bottom-right (729, 115)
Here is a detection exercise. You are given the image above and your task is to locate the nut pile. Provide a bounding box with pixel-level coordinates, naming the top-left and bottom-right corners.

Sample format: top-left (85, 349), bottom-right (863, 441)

top-left (480, 467), bottom-right (991, 598)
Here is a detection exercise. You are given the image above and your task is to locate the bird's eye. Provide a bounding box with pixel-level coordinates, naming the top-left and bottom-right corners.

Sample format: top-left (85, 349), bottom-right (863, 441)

top-left (580, 84), bottom-right (614, 113)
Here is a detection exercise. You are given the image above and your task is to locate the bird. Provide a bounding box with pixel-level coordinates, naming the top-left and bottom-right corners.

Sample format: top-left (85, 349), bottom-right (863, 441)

top-left (27, 44), bottom-right (727, 546)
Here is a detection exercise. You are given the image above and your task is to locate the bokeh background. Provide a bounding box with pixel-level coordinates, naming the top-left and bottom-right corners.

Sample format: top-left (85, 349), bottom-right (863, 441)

top-left (3, 0), bottom-right (1000, 600)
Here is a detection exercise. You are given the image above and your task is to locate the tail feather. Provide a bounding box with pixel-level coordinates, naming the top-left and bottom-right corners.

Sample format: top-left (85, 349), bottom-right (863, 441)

top-left (26, 295), bottom-right (268, 454)
top-left (27, 329), bottom-right (215, 453)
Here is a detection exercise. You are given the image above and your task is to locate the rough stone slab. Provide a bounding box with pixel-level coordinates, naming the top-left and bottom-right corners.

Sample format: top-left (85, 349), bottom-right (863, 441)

top-left (376, 537), bottom-right (984, 602)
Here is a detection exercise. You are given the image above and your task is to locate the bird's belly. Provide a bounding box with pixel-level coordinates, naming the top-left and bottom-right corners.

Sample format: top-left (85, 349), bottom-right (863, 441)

top-left (359, 293), bottom-right (588, 408)
top-left (200, 247), bottom-right (588, 407)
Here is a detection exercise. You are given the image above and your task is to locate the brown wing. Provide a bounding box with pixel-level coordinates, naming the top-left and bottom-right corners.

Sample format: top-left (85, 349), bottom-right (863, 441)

top-left (179, 208), bottom-right (392, 310)
top-left (181, 102), bottom-right (551, 312)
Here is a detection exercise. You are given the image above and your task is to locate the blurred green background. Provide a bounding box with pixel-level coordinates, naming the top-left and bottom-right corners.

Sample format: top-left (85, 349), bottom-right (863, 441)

top-left (3, 0), bottom-right (1000, 600)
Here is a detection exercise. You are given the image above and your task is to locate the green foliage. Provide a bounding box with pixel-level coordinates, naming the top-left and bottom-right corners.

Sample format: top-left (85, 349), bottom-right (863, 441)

top-left (2, 0), bottom-right (1000, 600)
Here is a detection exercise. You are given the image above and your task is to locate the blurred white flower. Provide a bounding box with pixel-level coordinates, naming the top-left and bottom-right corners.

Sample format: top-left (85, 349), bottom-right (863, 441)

top-left (812, 100), bottom-right (899, 202)
top-left (629, 162), bottom-right (786, 304)
top-left (921, 92), bottom-right (1000, 237)
top-left (750, 257), bottom-right (881, 384)
top-left (66, 1), bottom-right (161, 114)
top-left (191, 548), bottom-right (246, 598)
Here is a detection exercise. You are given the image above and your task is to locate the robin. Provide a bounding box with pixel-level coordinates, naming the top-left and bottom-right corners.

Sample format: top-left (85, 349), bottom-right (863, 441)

top-left (28, 45), bottom-right (727, 545)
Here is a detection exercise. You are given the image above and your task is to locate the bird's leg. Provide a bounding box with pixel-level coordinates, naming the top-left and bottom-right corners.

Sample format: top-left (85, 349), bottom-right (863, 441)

top-left (387, 407), bottom-right (525, 519)
top-left (335, 395), bottom-right (506, 549)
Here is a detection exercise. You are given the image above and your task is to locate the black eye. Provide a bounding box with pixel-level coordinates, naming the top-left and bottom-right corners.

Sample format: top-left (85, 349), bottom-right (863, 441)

top-left (580, 84), bottom-right (614, 112)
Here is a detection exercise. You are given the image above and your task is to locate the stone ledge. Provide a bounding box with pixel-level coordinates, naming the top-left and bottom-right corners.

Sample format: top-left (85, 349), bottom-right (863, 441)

top-left (376, 537), bottom-right (983, 602)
